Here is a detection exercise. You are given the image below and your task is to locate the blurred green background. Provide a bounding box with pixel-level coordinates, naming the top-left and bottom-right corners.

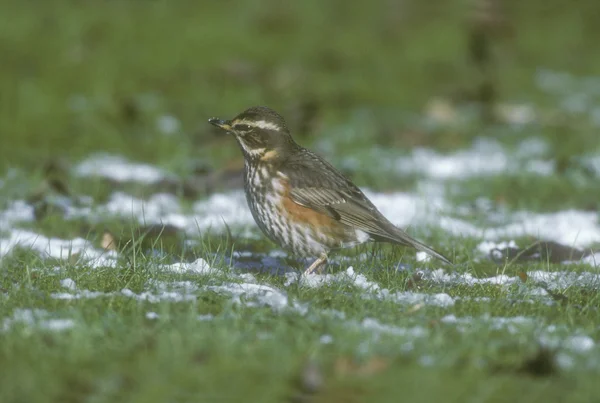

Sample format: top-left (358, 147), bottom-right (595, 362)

top-left (1, 0), bottom-right (599, 172)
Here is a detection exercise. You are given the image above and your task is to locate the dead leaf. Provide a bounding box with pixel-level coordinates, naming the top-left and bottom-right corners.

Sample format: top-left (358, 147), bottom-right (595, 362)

top-left (425, 97), bottom-right (457, 124)
top-left (334, 356), bottom-right (389, 377)
top-left (406, 303), bottom-right (424, 314)
top-left (101, 231), bottom-right (117, 251)
top-left (518, 271), bottom-right (528, 283)
top-left (406, 272), bottom-right (424, 290)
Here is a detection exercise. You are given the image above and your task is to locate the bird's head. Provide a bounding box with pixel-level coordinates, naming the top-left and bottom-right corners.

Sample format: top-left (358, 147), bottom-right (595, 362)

top-left (209, 106), bottom-right (296, 162)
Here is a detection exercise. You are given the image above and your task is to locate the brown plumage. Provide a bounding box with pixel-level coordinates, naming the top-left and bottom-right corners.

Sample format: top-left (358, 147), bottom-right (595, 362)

top-left (209, 106), bottom-right (452, 274)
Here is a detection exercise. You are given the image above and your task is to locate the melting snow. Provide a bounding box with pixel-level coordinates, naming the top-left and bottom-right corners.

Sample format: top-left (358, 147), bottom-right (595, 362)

top-left (74, 154), bottom-right (174, 184)
top-left (0, 229), bottom-right (118, 267)
top-left (60, 278), bottom-right (77, 290)
top-left (207, 282), bottom-right (306, 313)
top-left (162, 258), bottom-right (214, 274)
top-left (286, 267), bottom-right (455, 308)
top-left (146, 312), bottom-right (160, 320)
top-left (393, 138), bottom-right (553, 179)
top-left (0, 200), bottom-right (34, 231)
top-left (1, 309), bottom-right (75, 332)
top-left (422, 268), bottom-right (600, 291)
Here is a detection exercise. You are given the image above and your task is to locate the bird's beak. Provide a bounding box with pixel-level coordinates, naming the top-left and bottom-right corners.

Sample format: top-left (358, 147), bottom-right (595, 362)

top-left (208, 118), bottom-right (232, 131)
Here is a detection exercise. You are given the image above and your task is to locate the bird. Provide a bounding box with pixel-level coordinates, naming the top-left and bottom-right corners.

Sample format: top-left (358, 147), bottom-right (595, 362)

top-left (208, 106), bottom-right (452, 274)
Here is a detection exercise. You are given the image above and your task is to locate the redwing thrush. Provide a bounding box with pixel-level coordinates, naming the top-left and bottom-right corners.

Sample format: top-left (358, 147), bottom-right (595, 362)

top-left (209, 106), bottom-right (452, 274)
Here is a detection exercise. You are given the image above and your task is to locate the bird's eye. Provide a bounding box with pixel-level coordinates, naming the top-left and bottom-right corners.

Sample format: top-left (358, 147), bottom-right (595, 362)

top-left (234, 124), bottom-right (252, 131)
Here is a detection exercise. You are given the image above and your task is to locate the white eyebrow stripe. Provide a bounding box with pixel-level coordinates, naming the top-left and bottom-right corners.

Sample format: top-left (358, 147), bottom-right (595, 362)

top-left (253, 120), bottom-right (280, 130)
top-left (234, 119), bottom-right (280, 131)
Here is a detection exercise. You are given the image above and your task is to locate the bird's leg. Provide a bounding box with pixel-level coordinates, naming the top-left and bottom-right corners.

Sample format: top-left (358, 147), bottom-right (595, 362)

top-left (303, 253), bottom-right (328, 275)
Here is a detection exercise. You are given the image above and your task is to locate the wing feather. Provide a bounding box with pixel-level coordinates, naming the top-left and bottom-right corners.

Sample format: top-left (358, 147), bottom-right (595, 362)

top-left (283, 149), bottom-right (412, 245)
top-left (280, 148), bottom-right (452, 264)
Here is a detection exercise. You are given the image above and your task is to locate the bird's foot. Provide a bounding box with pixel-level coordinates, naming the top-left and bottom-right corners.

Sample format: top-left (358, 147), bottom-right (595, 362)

top-left (303, 253), bottom-right (328, 275)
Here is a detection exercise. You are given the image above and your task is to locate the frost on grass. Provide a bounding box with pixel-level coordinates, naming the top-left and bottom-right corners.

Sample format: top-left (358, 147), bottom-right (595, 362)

top-left (286, 267), bottom-right (455, 308)
top-left (422, 268), bottom-right (600, 291)
top-left (440, 313), bottom-right (597, 364)
top-left (208, 280), bottom-right (308, 314)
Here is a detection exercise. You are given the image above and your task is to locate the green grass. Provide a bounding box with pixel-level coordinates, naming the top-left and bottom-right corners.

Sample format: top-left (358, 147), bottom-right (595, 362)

top-left (2, 0), bottom-right (600, 171)
top-left (2, 0), bottom-right (600, 402)
top-left (1, 241), bottom-right (600, 403)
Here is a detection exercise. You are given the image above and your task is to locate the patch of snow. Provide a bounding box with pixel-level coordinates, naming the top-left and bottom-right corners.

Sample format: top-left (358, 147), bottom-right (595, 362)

top-left (2, 309), bottom-right (75, 332)
top-left (436, 210), bottom-right (600, 250)
top-left (120, 288), bottom-right (197, 303)
top-left (418, 355), bottom-right (436, 367)
top-left (581, 253), bottom-right (600, 267)
top-left (287, 267), bottom-right (378, 291)
top-left (441, 314), bottom-right (535, 335)
top-left (378, 288), bottom-right (455, 308)
top-left (423, 268), bottom-right (600, 291)
top-left (527, 270), bottom-right (600, 290)
top-left (320, 334), bottom-right (334, 344)
top-left (74, 153), bottom-right (173, 184)
top-left (86, 192), bottom-right (187, 227)
top-left (583, 155), bottom-right (600, 177)
top-left (416, 251), bottom-right (431, 262)
top-left (162, 258), bottom-right (214, 274)
top-left (395, 139), bottom-right (507, 179)
top-left (52, 280), bottom-right (202, 302)
top-left (287, 267), bottom-right (454, 308)
top-left (60, 278), bottom-right (77, 290)
top-left (516, 137), bottom-right (550, 157)
top-left (525, 159), bottom-right (555, 176)
top-left (0, 200), bottom-right (35, 231)
top-left (53, 174), bottom-right (600, 254)
top-left (423, 269), bottom-right (518, 287)
top-left (51, 290), bottom-right (110, 300)
top-left (71, 190), bottom-right (255, 236)
top-left (359, 317), bottom-right (428, 338)
top-left (207, 282), bottom-right (306, 314)
top-left (477, 240), bottom-right (518, 255)
top-left (0, 229), bottom-right (118, 268)
top-left (156, 115), bottom-right (180, 135)
top-left (536, 69), bottom-right (574, 94)
top-left (191, 191), bottom-right (256, 235)
top-left (555, 352), bottom-right (575, 369)
top-left (393, 138), bottom-right (552, 179)
top-left (362, 192), bottom-right (600, 251)
top-left (43, 319), bottom-right (76, 331)
top-left (564, 335), bottom-right (595, 353)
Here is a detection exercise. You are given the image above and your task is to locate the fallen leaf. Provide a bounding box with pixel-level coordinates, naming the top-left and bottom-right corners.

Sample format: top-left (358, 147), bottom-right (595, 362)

top-left (334, 356), bottom-right (389, 377)
top-left (101, 231), bottom-right (117, 251)
top-left (406, 303), bottom-right (424, 314)
top-left (406, 272), bottom-right (424, 290)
